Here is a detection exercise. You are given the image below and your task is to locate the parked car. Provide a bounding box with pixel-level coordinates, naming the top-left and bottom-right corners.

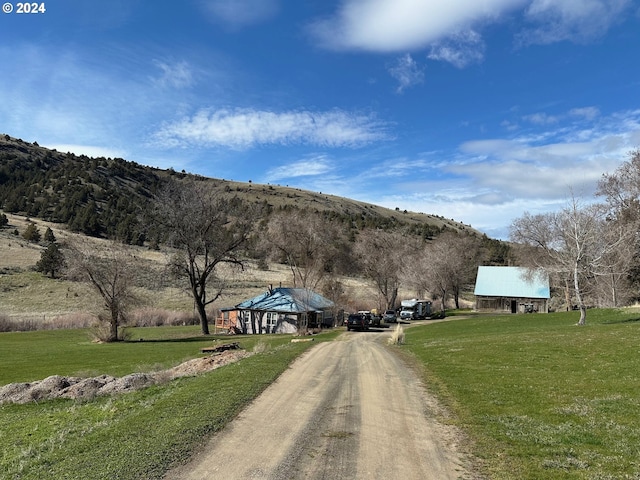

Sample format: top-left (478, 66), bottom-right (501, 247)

top-left (346, 313), bottom-right (369, 331)
top-left (383, 309), bottom-right (397, 323)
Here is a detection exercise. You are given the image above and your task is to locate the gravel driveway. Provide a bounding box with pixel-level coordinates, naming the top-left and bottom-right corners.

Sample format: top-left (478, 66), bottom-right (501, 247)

top-left (164, 329), bottom-right (480, 479)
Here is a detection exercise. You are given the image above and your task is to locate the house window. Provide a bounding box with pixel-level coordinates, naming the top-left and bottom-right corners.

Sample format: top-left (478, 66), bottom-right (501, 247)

top-left (266, 312), bottom-right (277, 328)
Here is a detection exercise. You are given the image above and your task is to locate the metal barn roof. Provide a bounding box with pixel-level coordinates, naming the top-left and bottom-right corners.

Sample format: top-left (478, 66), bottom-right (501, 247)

top-left (474, 266), bottom-right (550, 299)
top-left (236, 287), bottom-right (334, 313)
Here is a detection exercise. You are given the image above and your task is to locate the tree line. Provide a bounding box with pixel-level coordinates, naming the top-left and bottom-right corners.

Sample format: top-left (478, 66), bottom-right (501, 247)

top-left (15, 177), bottom-right (511, 341)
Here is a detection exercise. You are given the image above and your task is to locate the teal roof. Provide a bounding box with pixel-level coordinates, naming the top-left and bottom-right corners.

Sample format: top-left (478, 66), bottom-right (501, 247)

top-left (474, 266), bottom-right (550, 299)
top-left (236, 287), bottom-right (334, 313)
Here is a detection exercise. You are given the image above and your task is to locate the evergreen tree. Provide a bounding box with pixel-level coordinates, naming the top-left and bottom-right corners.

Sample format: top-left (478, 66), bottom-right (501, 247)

top-left (44, 226), bottom-right (56, 243)
top-left (22, 222), bottom-right (41, 242)
top-left (36, 243), bottom-right (65, 278)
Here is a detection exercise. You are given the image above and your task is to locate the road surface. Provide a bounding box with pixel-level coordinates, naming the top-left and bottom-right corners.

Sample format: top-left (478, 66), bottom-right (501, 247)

top-left (164, 329), bottom-right (478, 479)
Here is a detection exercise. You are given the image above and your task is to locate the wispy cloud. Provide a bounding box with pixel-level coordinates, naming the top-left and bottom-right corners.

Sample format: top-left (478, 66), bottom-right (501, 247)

top-left (348, 108), bottom-right (640, 238)
top-left (518, 0), bottom-right (632, 45)
top-left (387, 54), bottom-right (424, 93)
top-left (152, 60), bottom-right (194, 89)
top-left (523, 112), bottom-right (560, 125)
top-left (199, 0), bottom-right (279, 28)
top-left (454, 109), bottom-right (640, 201)
top-left (569, 107), bottom-right (600, 121)
top-left (44, 144), bottom-right (128, 159)
top-left (154, 108), bottom-right (389, 149)
top-left (427, 30), bottom-right (486, 68)
top-left (264, 155), bottom-right (333, 183)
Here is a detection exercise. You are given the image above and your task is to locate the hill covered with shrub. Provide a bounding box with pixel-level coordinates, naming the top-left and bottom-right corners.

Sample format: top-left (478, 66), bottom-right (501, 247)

top-left (0, 133), bottom-right (481, 245)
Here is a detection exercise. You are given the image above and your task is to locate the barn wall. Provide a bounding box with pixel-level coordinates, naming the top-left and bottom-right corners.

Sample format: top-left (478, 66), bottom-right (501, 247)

top-left (475, 296), bottom-right (548, 313)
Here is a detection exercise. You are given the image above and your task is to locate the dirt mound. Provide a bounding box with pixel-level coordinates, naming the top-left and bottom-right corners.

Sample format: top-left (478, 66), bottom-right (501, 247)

top-left (0, 350), bottom-right (250, 404)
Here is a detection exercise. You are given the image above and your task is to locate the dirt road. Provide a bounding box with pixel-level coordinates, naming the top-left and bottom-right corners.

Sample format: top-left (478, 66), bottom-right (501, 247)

top-left (164, 330), bottom-right (477, 479)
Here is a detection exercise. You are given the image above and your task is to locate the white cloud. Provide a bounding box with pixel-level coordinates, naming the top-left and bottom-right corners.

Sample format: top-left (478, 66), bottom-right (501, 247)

top-left (453, 110), bottom-right (640, 202)
top-left (351, 109), bottom-right (640, 238)
top-left (518, 0), bottom-right (632, 45)
top-left (153, 60), bottom-right (194, 89)
top-left (523, 112), bottom-right (560, 125)
top-left (264, 156), bottom-right (333, 182)
top-left (569, 106), bottom-right (600, 120)
top-left (387, 54), bottom-right (425, 93)
top-left (308, 0), bottom-right (524, 52)
top-left (309, 0), bottom-right (631, 65)
top-left (154, 108), bottom-right (389, 149)
top-left (200, 0), bottom-right (279, 28)
top-left (45, 144), bottom-right (128, 159)
top-left (427, 30), bottom-right (486, 68)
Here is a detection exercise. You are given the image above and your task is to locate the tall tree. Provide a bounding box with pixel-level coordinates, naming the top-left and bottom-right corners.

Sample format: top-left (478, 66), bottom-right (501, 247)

top-left (405, 231), bottom-right (483, 313)
top-left (36, 243), bottom-right (65, 278)
top-left (355, 230), bottom-right (404, 311)
top-left (155, 179), bottom-right (256, 335)
top-left (265, 210), bottom-right (344, 291)
top-left (510, 195), bottom-right (629, 325)
top-left (597, 149), bottom-right (640, 301)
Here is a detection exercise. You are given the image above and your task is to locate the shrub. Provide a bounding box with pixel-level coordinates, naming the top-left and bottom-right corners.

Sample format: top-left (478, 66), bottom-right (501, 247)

top-left (387, 323), bottom-right (405, 345)
top-left (127, 307), bottom-right (199, 327)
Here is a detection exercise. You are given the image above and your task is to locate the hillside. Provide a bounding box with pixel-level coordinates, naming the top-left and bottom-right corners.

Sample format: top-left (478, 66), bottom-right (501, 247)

top-left (0, 133), bottom-right (476, 243)
top-left (0, 133), bottom-right (499, 328)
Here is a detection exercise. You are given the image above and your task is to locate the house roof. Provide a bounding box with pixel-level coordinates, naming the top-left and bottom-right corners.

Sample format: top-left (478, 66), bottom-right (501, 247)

top-left (474, 266), bottom-right (550, 299)
top-left (236, 287), bottom-right (334, 313)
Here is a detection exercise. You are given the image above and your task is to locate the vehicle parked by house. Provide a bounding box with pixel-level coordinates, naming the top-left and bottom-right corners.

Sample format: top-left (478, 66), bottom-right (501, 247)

top-left (347, 313), bottom-right (370, 331)
top-left (399, 299), bottom-right (432, 320)
top-left (383, 309), bottom-right (397, 323)
top-left (361, 310), bottom-right (382, 326)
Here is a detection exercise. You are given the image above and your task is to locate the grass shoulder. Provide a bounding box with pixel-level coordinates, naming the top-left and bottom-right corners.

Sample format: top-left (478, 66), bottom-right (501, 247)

top-left (0, 328), bottom-right (340, 479)
top-left (399, 308), bottom-right (640, 479)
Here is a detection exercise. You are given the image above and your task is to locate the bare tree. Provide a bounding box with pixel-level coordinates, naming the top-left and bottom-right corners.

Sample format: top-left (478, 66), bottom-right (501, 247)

top-left (510, 195), bottom-right (629, 325)
top-left (597, 149), bottom-right (640, 302)
top-left (355, 230), bottom-right (404, 311)
top-left (405, 231), bottom-right (483, 313)
top-left (597, 149), bottom-right (640, 221)
top-left (66, 240), bottom-right (137, 342)
top-left (265, 210), bottom-right (344, 291)
top-left (155, 180), bottom-right (256, 335)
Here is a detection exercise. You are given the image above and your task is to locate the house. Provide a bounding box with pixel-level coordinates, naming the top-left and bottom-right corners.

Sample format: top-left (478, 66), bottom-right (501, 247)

top-left (215, 287), bottom-right (335, 334)
top-left (474, 266), bottom-right (550, 313)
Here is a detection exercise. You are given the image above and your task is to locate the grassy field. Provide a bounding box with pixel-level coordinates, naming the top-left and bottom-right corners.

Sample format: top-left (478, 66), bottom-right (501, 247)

top-left (402, 308), bottom-right (640, 479)
top-left (0, 327), bottom-right (341, 479)
top-left (4, 310), bottom-right (640, 479)
top-left (0, 325), bottom-right (295, 384)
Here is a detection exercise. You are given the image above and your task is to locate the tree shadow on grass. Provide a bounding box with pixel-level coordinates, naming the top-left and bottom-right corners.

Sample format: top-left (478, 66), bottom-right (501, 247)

top-left (603, 316), bottom-right (640, 325)
top-left (127, 335), bottom-right (244, 344)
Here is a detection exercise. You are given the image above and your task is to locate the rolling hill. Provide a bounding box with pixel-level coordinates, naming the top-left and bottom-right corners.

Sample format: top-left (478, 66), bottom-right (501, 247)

top-left (0, 133), bottom-right (476, 244)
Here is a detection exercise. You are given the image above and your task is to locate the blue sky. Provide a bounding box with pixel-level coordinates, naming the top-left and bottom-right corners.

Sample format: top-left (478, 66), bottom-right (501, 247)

top-left (1, 0), bottom-right (640, 239)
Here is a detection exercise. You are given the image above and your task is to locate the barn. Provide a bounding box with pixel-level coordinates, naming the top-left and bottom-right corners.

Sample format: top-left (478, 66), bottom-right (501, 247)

top-left (474, 266), bottom-right (550, 313)
top-left (215, 287), bottom-right (335, 334)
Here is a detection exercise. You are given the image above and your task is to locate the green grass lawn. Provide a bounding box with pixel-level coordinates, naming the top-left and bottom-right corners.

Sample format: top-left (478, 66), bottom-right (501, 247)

top-left (0, 327), bottom-right (340, 479)
top-left (4, 310), bottom-right (640, 479)
top-left (0, 325), bottom-right (300, 384)
top-left (402, 308), bottom-right (640, 479)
